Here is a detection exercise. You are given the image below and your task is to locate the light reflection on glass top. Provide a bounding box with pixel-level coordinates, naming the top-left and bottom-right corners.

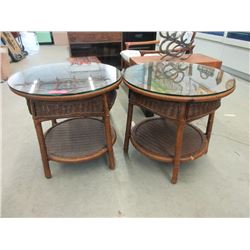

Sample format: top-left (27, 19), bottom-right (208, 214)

top-left (8, 63), bottom-right (121, 96)
top-left (124, 62), bottom-right (235, 97)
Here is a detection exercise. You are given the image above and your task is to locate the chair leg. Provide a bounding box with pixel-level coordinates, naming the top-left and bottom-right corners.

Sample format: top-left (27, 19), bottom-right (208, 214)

top-left (124, 102), bottom-right (134, 153)
top-left (51, 119), bottom-right (57, 126)
top-left (121, 59), bottom-right (125, 69)
top-left (141, 107), bottom-right (154, 117)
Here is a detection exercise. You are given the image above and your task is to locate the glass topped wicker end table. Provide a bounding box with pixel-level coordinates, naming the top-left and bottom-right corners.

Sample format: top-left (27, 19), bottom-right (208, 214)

top-left (8, 62), bottom-right (122, 178)
top-left (123, 61), bottom-right (236, 184)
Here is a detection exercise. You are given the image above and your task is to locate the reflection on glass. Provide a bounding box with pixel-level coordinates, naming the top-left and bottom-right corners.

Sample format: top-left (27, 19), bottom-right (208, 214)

top-left (197, 65), bottom-right (215, 79)
top-left (155, 61), bottom-right (189, 83)
top-left (8, 63), bottom-right (121, 96)
top-left (149, 62), bottom-right (189, 93)
top-left (124, 61), bottom-right (235, 97)
top-left (216, 71), bottom-right (224, 84)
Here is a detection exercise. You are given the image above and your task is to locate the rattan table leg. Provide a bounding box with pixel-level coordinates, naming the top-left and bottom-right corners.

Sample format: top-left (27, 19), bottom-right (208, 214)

top-left (171, 103), bottom-right (186, 184)
top-left (33, 120), bottom-right (52, 178)
top-left (124, 102), bottom-right (134, 153)
top-left (205, 112), bottom-right (215, 154)
top-left (103, 94), bottom-right (115, 169)
top-left (171, 120), bottom-right (185, 184)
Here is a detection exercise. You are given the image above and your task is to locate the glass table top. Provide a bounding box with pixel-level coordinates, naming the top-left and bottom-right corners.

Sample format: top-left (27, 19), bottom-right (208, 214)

top-left (123, 62), bottom-right (236, 97)
top-left (8, 62), bottom-right (121, 96)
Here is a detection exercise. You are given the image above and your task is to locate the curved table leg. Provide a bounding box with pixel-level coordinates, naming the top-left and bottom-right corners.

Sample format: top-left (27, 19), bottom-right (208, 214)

top-left (124, 102), bottom-right (134, 153)
top-left (103, 94), bottom-right (115, 170)
top-left (33, 119), bottom-right (52, 178)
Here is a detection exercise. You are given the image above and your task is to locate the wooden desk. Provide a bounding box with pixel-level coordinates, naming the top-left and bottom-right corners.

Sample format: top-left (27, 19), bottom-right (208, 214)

top-left (130, 53), bottom-right (222, 69)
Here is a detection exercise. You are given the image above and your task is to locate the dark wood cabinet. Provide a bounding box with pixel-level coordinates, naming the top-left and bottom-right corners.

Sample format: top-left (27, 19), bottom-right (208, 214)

top-left (68, 32), bottom-right (157, 68)
top-left (68, 32), bottom-right (122, 68)
top-left (122, 32), bottom-right (157, 50)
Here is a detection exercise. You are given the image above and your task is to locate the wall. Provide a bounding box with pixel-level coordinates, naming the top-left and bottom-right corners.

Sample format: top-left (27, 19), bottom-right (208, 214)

top-left (155, 32), bottom-right (250, 81)
top-left (52, 32), bottom-right (69, 45)
top-left (194, 33), bottom-right (250, 81)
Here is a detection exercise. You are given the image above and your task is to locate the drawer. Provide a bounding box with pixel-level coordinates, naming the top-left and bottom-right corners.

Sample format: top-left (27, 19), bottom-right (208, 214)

top-left (68, 32), bottom-right (122, 43)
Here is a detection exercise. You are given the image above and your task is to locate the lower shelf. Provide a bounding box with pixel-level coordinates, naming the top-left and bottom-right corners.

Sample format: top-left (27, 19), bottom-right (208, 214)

top-left (45, 118), bottom-right (116, 163)
top-left (131, 118), bottom-right (208, 163)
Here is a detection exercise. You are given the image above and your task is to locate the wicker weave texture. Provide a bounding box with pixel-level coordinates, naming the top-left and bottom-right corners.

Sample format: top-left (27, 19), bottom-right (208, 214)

top-left (45, 118), bottom-right (115, 159)
top-left (130, 91), bottom-right (221, 121)
top-left (187, 100), bottom-right (220, 121)
top-left (131, 118), bottom-right (207, 161)
top-left (31, 90), bottom-right (116, 119)
top-left (130, 92), bottom-right (179, 119)
top-left (34, 97), bottom-right (102, 117)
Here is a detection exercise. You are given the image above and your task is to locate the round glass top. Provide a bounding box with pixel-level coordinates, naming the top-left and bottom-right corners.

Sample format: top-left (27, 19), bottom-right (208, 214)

top-left (123, 62), bottom-right (235, 97)
top-left (8, 62), bottom-right (121, 96)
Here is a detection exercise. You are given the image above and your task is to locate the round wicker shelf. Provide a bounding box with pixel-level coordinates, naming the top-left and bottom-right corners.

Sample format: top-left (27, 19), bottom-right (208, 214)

top-left (131, 118), bottom-right (207, 163)
top-left (45, 118), bottom-right (116, 163)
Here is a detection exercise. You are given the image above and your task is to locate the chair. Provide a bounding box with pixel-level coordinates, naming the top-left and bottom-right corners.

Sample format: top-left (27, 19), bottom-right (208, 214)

top-left (121, 32), bottom-right (196, 117)
top-left (120, 31), bottom-right (196, 68)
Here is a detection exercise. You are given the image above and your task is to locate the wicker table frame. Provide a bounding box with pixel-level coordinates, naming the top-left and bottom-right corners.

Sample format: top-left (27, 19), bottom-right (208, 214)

top-left (123, 79), bottom-right (235, 184)
top-left (10, 79), bottom-right (122, 178)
